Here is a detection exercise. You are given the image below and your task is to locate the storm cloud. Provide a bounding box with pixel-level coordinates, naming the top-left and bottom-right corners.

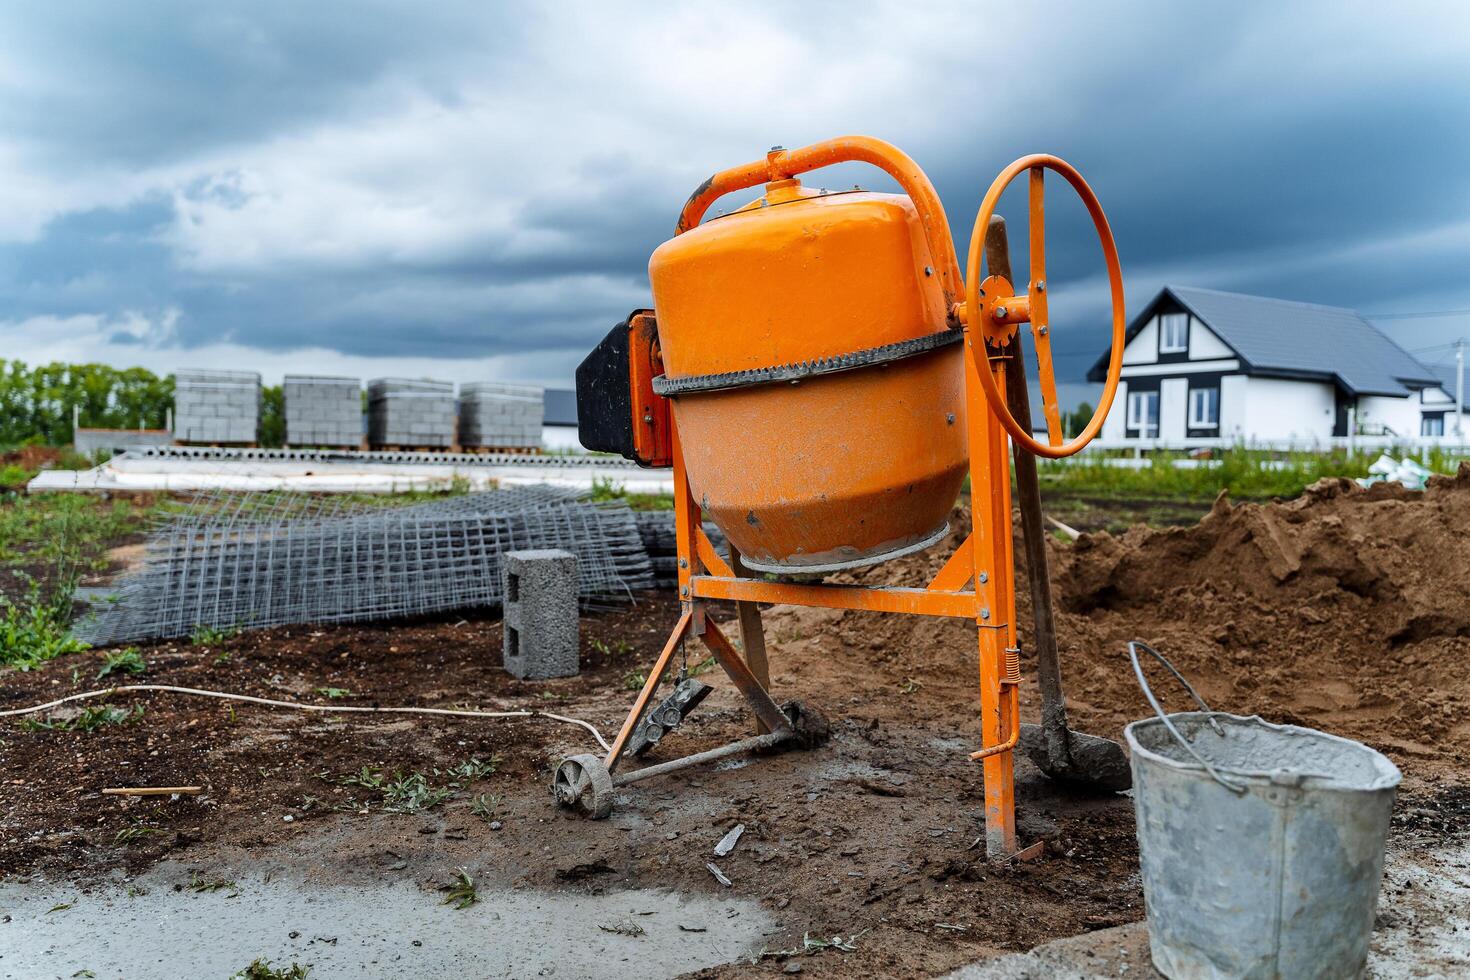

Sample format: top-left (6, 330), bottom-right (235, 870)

top-left (1, 1), bottom-right (1468, 385)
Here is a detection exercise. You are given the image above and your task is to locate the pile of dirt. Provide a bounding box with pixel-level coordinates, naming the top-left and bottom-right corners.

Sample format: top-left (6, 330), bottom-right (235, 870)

top-left (765, 466), bottom-right (1470, 786)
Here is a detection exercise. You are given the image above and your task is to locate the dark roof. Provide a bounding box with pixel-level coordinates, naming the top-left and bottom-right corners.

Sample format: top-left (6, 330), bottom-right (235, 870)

top-left (1087, 286), bottom-right (1439, 397)
top-left (544, 388), bottom-right (578, 426)
top-left (1426, 362), bottom-right (1465, 396)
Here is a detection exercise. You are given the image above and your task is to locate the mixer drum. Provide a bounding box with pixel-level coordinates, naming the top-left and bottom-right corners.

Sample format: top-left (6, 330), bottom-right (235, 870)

top-left (648, 181), bottom-right (969, 573)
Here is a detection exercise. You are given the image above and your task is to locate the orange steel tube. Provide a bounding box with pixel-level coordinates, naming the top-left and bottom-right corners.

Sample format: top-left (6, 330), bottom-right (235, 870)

top-left (692, 575), bottom-right (978, 619)
top-left (604, 609), bottom-right (691, 769)
top-left (965, 154), bottom-right (1126, 458)
top-left (675, 136), bottom-right (964, 309)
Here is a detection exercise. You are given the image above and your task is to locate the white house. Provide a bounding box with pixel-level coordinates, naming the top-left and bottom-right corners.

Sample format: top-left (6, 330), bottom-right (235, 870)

top-left (542, 388), bottom-right (582, 451)
top-left (1087, 286), bottom-right (1466, 445)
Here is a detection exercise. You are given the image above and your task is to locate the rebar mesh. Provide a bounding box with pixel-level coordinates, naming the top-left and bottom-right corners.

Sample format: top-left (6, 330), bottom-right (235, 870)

top-left (77, 485), bottom-right (654, 645)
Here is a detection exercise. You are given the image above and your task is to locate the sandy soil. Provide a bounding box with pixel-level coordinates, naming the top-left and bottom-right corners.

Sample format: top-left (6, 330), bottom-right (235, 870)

top-left (3, 472), bottom-right (1469, 976)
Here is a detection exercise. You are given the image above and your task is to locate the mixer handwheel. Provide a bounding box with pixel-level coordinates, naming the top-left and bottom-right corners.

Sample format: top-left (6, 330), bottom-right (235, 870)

top-left (552, 754), bottom-right (614, 819)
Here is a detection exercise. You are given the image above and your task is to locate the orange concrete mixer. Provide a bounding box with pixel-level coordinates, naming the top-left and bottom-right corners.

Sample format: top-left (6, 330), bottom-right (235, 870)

top-left (561, 136), bottom-right (1125, 857)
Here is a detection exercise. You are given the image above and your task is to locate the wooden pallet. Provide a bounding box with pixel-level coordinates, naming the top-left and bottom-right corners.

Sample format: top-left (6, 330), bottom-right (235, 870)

top-left (174, 441), bottom-right (259, 449)
top-left (370, 444), bottom-right (455, 454)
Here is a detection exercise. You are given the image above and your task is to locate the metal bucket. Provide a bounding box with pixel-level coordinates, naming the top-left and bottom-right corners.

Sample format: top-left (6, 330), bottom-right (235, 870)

top-left (1124, 642), bottom-right (1401, 980)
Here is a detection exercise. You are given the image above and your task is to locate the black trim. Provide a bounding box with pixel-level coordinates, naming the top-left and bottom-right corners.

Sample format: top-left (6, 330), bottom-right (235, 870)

top-left (1088, 288), bottom-right (1249, 382)
top-left (1156, 310), bottom-right (1191, 363)
top-left (651, 329), bottom-right (962, 396)
top-left (1185, 374), bottom-right (1223, 438)
top-left (1122, 376), bottom-right (1160, 439)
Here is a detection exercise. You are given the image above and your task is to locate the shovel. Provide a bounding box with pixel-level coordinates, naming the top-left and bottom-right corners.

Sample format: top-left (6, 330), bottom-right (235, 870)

top-left (987, 216), bottom-right (1131, 793)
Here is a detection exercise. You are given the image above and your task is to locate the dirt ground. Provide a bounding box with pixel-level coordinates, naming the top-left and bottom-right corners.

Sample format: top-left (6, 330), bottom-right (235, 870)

top-left (3, 472), bottom-right (1470, 977)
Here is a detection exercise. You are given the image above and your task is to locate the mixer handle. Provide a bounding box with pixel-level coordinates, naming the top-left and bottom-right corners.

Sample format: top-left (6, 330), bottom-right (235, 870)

top-left (675, 136), bottom-right (965, 311)
top-left (965, 155), bottom-right (1126, 459)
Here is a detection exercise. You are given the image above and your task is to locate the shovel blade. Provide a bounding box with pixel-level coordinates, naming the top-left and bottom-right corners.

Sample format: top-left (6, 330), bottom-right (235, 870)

top-left (1020, 723), bottom-right (1132, 793)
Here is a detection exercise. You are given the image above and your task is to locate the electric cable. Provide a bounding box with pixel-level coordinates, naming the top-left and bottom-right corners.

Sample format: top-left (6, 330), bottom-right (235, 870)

top-left (0, 683), bottom-right (612, 752)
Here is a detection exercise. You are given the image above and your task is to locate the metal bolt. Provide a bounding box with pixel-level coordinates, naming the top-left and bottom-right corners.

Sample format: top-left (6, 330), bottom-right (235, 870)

top-left (760, 198), bottom-right (769, 208)
top-left (1038, 325), bottom-right (1049, 336)
top-left (770, 145), bottom-right (786, 152)
top-left (678, 558), bottom-right (688, 569)
top-left (1036, 279), bottom-right (1046, 292)
top-left (995, 306), bottom-right (1009, 320)
top-left (946, 413), bottom-right (955, 425)
top-left (924, 266), bottom-right (933, 277)
top-left (979, 571), bottom-right (988, 584)
top-left (681, 586), bottom-right (689, 597)
top-left (980, 607), bottom-right (990, 620)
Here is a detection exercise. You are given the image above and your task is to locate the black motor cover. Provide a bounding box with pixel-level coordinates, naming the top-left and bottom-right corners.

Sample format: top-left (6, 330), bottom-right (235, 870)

top-left (575, 315), bottom-right (636, 457)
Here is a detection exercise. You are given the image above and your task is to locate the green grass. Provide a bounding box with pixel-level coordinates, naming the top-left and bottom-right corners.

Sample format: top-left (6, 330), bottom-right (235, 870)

top-left (0, 574), bottom-right (88, 671)
top-left (0, 493), bottom-right (146, 570)
top-left (588, 477), bottom-right (674, 511)
top-left (1037, 446), bottom-right (1464, 502)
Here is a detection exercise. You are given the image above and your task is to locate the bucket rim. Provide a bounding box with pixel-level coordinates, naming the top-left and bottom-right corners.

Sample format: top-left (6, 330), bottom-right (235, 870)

top-left (1124, 711), bottom-right (1401, 792)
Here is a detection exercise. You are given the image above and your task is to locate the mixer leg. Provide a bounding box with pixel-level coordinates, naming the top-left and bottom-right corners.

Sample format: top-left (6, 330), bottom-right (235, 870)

top-left (699, 618), bottom-right (791, 736)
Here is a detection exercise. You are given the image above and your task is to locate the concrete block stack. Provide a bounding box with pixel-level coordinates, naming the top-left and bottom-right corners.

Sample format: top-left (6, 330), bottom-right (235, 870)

top-left (173, 369), bottom-right (261, 445)
top-left (459, 382), bottom-right (544, 450)
top-left (367, 378), bottom-right (456, 449)
top-left (284, 375), bottom-right (362, 447)
top-left (501, 549), bottom-right (579, 680)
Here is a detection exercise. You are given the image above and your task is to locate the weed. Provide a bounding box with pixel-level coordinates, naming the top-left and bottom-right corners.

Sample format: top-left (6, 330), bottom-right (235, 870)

top-left (441, 756), bottom-right (500, 783)
top-left (469, 793), bottom-right (501, 823)
top-left (599, 921), bottom-right (646, 937)
top-left (0, 573), bottom-right (88, 671)
top-left (213, 650), bottom-right (232, 665)
top-left (899, 677), bottom-right (922, 695)
top-left (21, 704), bottom-right (142, 733)
top-left (230, 959), bottom-right (311, 980)
top-left (621, 669), bottom-right (647, 691)
top-left (190, 624), bottom-right (238, 647)
top-left (591, 637), bottom-right (633, 658)
top-left (314, 686), bottom-right (351, 699)
top-left (336, 767), bottom-right (452, 813)
top-left (687, 655), bottom-right (717, 677)
top-left (96, 647), bottom-right (146, 680)
top-left (46, 901), bottom-right (73, 914)
top-left (755, 930), bottom-right (867, 962)
top-left (440, 868), bottom-right (478, 909)
top-left (188, 872), bottom-right (237, 894)
top-left (115, 818), bottom-right (165, 844)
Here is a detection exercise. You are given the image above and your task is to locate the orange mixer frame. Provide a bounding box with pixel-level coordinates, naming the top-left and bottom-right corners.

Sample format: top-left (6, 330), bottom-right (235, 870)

top-left (557, 137), bottom-right (1125, 858)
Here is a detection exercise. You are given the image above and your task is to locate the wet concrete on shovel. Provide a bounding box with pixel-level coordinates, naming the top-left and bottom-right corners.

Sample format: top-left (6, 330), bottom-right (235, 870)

top-left (0, 860), bottom-right (775, 979)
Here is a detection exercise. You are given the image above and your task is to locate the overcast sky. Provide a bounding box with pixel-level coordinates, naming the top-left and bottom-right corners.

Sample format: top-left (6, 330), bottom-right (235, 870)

top-left (2, 1), bottom-right (1469, 388)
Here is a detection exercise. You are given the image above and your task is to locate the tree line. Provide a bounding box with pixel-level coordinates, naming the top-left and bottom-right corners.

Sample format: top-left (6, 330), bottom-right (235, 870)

top-left (0, 360), bottom-right (288, 448)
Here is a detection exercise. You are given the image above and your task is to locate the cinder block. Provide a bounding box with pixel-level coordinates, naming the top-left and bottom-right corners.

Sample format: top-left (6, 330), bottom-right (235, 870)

top-left (501, 549), bottom-right (578, 680)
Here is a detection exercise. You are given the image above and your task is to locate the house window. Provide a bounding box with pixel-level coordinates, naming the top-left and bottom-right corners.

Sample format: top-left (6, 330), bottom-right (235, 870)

top-left (1422, 414), bottom-right (1445, 437)
top-left (1188, 387), bottom-right (1220, 429)
top-left (1127, 390), bottom-right (1159, 437)
top-left (1159, 313), bottom-right (1189, 354)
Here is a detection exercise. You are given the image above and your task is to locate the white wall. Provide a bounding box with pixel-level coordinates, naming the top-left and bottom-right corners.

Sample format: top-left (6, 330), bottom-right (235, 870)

top-left (1188, 321), bottom-right (1233, 360)
top-left (1220, 374), bottom-right (1248, 439)
top-left (1123, 317), bottom-right (1159, 365)
top-left (1160, 377), bottom-right (1188, 442)
top-left (1242, 377), bottom-right (1336, 442)
top-left (541, 424), bottom-right (584, 452)
top-left (1356, 395), bottom-right (1420, 437)
top-left (1102, 380), bottom-right (1128, 440)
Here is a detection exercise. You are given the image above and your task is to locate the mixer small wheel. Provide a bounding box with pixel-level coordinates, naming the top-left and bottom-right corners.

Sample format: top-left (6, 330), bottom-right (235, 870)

top-left (552, 754), bottom-right (614, 819)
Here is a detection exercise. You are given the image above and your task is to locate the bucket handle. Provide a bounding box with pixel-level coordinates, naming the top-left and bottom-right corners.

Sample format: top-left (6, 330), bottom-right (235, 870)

top-left (1128, 640), bottom-right (1248, 795)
